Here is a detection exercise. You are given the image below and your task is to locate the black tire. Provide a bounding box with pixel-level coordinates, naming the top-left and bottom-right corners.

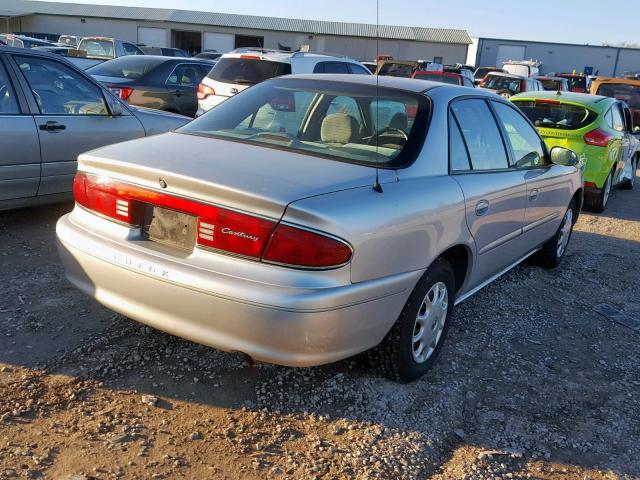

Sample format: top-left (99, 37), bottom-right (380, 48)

top-left (532, 198), bottom-right (577, 269)
top-left (584, 170), bottom-right (612, 213)
top-left (620, 157), bottom-right (637, 190)
top-left (368, 258), bottom-right (456, 383)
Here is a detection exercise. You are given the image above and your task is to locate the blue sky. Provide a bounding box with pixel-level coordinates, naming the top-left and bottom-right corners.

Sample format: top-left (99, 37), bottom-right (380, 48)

top-left (39, 0), bottom-right (637, 45)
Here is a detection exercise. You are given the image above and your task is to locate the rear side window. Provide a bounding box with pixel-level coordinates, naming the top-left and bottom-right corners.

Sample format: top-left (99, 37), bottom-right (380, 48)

top-left (348, 64), bottom-right (371, 75)
top-left (610, 105), bottom-right (625, 132)
top-left (313, 62), bottom-right (350, 74)
top-left (414, 73), bottom-right (460, 85)
top-left (206, 57), bottom-right (291, 85)
top-left (513, 100), bottom-right (598, 130)
top-left (87, 56), bottom-right (166, 79)
top-left (449, 113), bottom-right (471, 171)
top-left (79, 39), bottom-right (115, 58)
top-left (493, 102), bottom-right (545, 168)
top-left (450, 99), bottom-right (509, 171)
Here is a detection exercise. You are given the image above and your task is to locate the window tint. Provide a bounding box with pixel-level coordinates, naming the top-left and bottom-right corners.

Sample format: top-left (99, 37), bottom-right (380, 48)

top-left (449, 113), bottom-right (471, 171)
top-left (206, 58), bottom-right (291, 85)
top-left (167, 64), bottom-right (204, 86)
top-left (348, 64), bottom-right (371, 75)
top-left (16, 56), bottom-right (108, 115)
top-left (0, 63), bottom-right (19, 114)
top-left (123, 43), bottom-right (143, 56)
top-left (450, 99), bottom-right (508, 170)
top-left (610, 105), bottom-right (625, 132)
top-left (313, 62), bottom-right (350, 74)
top-left (493, 102), bottom-right (545, 168)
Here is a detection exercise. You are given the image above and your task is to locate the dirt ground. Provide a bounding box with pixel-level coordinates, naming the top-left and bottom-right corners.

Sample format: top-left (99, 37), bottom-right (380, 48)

top-left (1, 176), bottom-right (639, 480)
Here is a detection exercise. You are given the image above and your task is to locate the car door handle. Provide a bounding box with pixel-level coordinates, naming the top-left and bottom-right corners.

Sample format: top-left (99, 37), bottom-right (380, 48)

top-left (173, 90), bottom-right (185, 96)
top-left (39, 121), bottom-right (66, 132)
top-left (475, 200), bottom-right (490, 216)
top-left (529, 189), bottom-right (539, 201)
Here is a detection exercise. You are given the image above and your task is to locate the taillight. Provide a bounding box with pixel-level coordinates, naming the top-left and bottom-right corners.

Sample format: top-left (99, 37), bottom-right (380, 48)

top-left (584, 128), bottom-right (613, 147)
top-left (108, 86), bottom-right (133, 101)
top-left (72, 172), bottom-right (352, 268)
top-left (584, 181), bottom-right (597, 188)
top-left (262, 224), bottom-right (352, 269)
top-left (197, 83), bottom-right (215, 100)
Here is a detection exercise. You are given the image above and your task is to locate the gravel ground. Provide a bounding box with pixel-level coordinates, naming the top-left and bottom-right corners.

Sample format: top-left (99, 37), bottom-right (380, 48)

top-left (1, 177), bottom-right (639, 480)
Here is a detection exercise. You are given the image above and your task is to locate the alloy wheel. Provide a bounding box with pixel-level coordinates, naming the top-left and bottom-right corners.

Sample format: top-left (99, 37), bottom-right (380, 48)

top-left (556, 207), bottom-right (573, 258)
top-left (412, 282), bottom-right (448, 363)
top-left (603, 173), bottom-right (612, 207)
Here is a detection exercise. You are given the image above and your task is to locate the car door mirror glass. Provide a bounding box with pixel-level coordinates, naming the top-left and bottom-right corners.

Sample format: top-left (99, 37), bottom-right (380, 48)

top-left (550, 146), bottom-right (579, 167)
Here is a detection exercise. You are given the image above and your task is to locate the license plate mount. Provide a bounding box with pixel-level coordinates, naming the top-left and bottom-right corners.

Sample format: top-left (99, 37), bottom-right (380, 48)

top-left (143, 205), bottom-right (197, 252)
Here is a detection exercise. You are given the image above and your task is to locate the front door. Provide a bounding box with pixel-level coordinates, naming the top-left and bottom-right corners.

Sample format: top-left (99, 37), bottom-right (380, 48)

top-left (449, 98), bottom-right (528, 285)
top-left (0, 57), bottom-right (41, 201)
top-left (491, 100), bottom-right (571, 246)
top-left (10, 53), bottom-right (145, 195)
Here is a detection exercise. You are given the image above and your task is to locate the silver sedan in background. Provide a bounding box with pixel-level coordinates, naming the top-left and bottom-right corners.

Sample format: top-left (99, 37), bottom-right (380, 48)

top-left (57, 75), bottom-right (583, 382)
top-left (0, 46), bottom-right (190, 211)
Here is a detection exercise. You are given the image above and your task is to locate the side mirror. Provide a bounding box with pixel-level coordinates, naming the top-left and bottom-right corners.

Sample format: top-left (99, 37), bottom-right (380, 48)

top-left (550, 146), bottom-right (580, 167)
top-left (108, 100), bottom-right (124, 116)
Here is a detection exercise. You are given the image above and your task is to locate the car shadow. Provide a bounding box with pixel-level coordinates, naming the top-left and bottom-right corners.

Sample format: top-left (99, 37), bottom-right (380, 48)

top-left (1, 200), bottom-right (640, 477)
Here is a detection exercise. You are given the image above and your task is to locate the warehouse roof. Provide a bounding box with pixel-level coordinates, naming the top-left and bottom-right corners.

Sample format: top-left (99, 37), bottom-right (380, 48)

top-left (2, 0), bottom-right (472, 45)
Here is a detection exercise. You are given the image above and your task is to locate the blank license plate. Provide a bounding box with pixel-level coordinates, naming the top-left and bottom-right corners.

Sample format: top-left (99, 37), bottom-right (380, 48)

top-left (143, 205), bottom-right (197, 252)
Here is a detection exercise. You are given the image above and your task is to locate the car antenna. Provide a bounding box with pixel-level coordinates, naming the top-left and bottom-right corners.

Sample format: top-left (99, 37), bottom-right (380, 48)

top-left (373, 0), bottom-right (383, 193)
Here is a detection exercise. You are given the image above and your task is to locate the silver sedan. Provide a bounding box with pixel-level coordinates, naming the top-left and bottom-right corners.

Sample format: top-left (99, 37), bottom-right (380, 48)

top-left (56, 74), bottom-right (583, 382)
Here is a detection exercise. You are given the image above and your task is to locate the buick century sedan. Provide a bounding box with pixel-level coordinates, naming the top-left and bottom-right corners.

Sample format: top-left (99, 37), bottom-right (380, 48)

top-left (57, 75), bottom-right (583, 382)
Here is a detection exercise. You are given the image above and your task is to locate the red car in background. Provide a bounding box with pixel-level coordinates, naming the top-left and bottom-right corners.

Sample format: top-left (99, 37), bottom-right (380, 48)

top-left (412, 70), bottom-right (474, 88)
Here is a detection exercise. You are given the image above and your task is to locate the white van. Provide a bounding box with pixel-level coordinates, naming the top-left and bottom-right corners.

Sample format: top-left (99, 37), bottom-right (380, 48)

top-left (502, 60), bottom-right (541, 78)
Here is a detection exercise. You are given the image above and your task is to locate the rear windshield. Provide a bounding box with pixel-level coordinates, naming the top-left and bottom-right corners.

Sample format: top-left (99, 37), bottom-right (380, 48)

top-left (414, 73), bottom-right (460, 85)
top-left (539, 79), bottom-right (563, 91)
top-left (559, 75), bottom-right (586, 91)
top-left (86, 56), bottom-right (166, 79)
top-left (206, 57), bottom-right (291, 85)
top-left (179, 78), bottom-right (430, 168)
top-left (483, 75), bottom-right (522, 93)
top-left (596, 83), bottom-right (640, 109)
top-left (513, 100), bottom-right (598, 130)
top-left (79, 39), bottom-right (115, 58)
top-left (377, 63), bottom-right (416, 77)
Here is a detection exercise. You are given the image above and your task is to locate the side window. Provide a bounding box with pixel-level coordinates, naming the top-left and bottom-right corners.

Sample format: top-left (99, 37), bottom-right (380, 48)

top-left (449, 113), bottom-right (471, 171)
top-left (123, 43), bottom-right (143, 56)
top-left (604, 109), bottom-right (613, 128)
top-left (493, 102), bottom-right (546, 168)
top-left (623, 107), bottom-right (633, 132)
top-left (348, 64), bottom-right (371, 75)
top-left (610, 105), bottom-right (625, 132)
top-left (166, 64), bottom-right (202, 86)
top-left (15, 55), bottom-right (108, 115)
top-left (320, 62), bottom-right (350, 74)
top-left (327, 96), bottom-right (362, 125)
top-left (369, 99), bottom-right (414, 133)
top-left (0, 63), bottom-right (19, 114)
top-left (450, 99), bottom-right (509, 171)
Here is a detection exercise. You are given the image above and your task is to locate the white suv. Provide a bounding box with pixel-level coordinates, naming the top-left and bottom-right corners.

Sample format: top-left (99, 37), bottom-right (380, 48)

top-left (196, 49), bottom-right (371, 115)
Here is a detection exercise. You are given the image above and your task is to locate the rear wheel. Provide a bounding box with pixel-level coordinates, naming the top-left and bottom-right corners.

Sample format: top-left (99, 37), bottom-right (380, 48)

top-left (533, 198), bottom-right (577, 269)
top-left (584, 170), bottom-right (612, 213)
top-left (369, 258), bottom-right (455, 383)
top-left (620, 157), bottom-right (637, 190)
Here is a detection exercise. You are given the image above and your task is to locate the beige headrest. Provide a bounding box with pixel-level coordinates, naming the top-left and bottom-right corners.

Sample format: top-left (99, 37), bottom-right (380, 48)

top-left (321, 113), bottom-right (358, 144)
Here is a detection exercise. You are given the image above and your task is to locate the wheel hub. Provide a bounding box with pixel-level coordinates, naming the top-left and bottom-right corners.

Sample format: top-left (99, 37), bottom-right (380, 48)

top-left (412, 282), bottom-right (448, 363)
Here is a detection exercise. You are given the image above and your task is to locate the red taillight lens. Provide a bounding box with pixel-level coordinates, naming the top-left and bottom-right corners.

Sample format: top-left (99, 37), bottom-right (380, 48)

top-left (108, 86), bottom-right (133, 101)
top-left (262, 224), bottom-right (352, 268)
top-left (197, 83), bottom-right (215, 100)
top-left (584, 128), bottom-right (614, 147)
top-left (74, 172), bottom-right (352, 268)
top-left (584, 181), bottom-right (597, 188)
top-left (535, 99), bottom-right (561, 105)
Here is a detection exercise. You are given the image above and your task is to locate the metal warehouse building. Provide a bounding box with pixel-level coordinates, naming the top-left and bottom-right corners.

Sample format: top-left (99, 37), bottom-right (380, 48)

top-left (1, 0), bottom-right (472, 63)
top-left (470, 37), bottom-right (640, 77)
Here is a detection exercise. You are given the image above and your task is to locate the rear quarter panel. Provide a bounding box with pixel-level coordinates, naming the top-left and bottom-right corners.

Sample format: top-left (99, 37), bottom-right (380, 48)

top-left (282, 175), bottom-right (471, 285)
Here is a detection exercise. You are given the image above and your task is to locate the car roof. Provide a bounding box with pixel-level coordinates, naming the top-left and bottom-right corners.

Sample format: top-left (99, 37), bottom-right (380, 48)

top-left (282, 73), bottom-right (498, 96)
top-left (220, 50), bottom-right (359, 64)
top-left (536, 76), bottom-right (567, 81)
top-left (415, 71), bottom-right (461, 77)
top-left (0, 44), bottom-right (61, 58)
top-left (511, 91), bottom-right (613, 111)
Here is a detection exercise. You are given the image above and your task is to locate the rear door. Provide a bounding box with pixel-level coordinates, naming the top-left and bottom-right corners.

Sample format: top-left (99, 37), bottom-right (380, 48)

top-left (608, 103), bottom-right (628, 185)
top-left (449, 98), bottom-right (528, 284)
top-left (165, 63), bottom-right (206, 117)
top-left (0, 55), bottom-right (41, 201)
top-left (492, 100), bottom-right (571, 246)
top-left (9, 53), bottom-right (145, 195)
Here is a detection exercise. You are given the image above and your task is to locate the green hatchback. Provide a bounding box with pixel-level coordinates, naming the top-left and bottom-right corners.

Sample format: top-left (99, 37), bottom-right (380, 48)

top-left (511, 91), bottom-right (638, 212)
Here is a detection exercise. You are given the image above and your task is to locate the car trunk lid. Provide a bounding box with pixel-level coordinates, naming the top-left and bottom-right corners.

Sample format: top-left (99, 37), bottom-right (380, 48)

top-left (77, 131), bottom-right (378, 220)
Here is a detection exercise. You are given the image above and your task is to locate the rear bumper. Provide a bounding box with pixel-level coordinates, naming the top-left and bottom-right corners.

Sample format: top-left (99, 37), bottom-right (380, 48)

top-left (196, 95), bottom-right (228, 116)
top-left (56, 210), bottom-right (419, 366)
